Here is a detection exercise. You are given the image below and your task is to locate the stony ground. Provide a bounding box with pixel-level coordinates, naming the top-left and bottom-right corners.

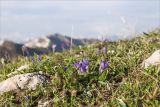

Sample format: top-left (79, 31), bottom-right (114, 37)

top-left (0, 32), bottom-right (160, 107)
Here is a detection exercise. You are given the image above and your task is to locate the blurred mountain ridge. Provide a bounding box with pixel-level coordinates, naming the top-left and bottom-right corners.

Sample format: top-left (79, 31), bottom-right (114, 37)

top-left (0, 33), bottom-right (98, 60)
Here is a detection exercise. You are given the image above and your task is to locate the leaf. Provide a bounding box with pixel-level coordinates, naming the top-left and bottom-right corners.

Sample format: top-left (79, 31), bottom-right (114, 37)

top-left (98, 70), bottom-right (108, 81)
top-left (117, 99), bottom-right (127, 107)
top-left (98, 81), bottom-right (107, 85)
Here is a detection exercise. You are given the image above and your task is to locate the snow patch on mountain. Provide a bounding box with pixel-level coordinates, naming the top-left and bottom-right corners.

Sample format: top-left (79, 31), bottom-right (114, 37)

top-left (24, 37), bottom-right (50, 48)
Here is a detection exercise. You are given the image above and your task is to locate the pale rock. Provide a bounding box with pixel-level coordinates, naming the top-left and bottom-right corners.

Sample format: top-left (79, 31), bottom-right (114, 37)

top-left (38, 99), bottom-right (53, 107)
top-left (7, 64), bottom-right (29, 77)
top-left (0, 72), bottom-right (50, 95)
top-left (17, 64), bottom-right (29, 71)
top-left (0, 58), bottom-right (5, 65)
top-left (142, 50), bottom-right (160, 68)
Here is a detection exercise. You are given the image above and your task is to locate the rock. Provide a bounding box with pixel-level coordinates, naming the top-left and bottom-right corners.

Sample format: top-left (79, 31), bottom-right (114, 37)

top-left (142, 50), bottom-right (160, 68)
top-left (17, 64), bottom-right (29, 71)
top-left (38, 99), bottom-right (53, 107)
top-left (0, 72), bottom-right (50, 95)
top-left (0, 58), bottom-right (5, 65)
top-left (7, 64), bottom-right (29, 77)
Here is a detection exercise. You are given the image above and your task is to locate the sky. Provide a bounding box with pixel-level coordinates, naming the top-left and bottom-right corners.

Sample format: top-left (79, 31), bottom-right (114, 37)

top-left (0, 0), bottom-right (159, 42)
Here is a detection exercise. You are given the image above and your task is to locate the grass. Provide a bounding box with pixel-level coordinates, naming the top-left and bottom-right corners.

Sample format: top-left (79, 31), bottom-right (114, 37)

top-left (0, 32), bottom-right (160, 106)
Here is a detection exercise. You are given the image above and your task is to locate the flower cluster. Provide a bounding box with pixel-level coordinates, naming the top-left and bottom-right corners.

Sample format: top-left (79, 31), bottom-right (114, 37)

top-left (30, 46), bottom-right (109, 75)
top-left (74, 58), bottom-right (109, 74)
top-left (31, 55), bottom-right (41, 63)
top-left (74, 59), bottom-right (89, 73)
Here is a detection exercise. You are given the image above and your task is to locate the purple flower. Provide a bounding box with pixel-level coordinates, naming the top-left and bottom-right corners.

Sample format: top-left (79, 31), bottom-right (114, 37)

top-left (31, 57), bottom-right (34, 63)
top-left (52, 44), bottom-right (56, 52)
top-left (82, 59), bottom-right (89, 66)
top-left (100, 60), bottom-right (109, 72)
top-left (102, 47), bottom-right (107, 53)
top-left (52, 44), bottom-right (56, 49)
top-left (96, 47), bottom-right (107, 55)
top-left (79, 66), bottom-right (87, 73)
top-left (37, 55), bottom-right (41, 62)
top-left (64, 66), bottom-right (67, 71)
top-left (74, 59), bottom-right (89, 73)
top-left (26, 96), bottom-right (31, 100)
top-left (79, 60), bottom-right (89, 73)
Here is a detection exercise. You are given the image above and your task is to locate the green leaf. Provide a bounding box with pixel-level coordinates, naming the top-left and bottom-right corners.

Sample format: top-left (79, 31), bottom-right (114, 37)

top-left (117, 99), bottom-right (127, 107)
top-left (98, 70), bottom-right (108, 81)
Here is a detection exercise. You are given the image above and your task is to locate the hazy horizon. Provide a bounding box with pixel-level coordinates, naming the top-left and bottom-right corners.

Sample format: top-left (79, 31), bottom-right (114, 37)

top-left (0, 0), bottom-right (159, 42)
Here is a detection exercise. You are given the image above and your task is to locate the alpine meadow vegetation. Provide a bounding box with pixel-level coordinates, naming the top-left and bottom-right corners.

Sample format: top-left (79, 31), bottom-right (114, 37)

top-left (0, 31), bottom-right (160, 107)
